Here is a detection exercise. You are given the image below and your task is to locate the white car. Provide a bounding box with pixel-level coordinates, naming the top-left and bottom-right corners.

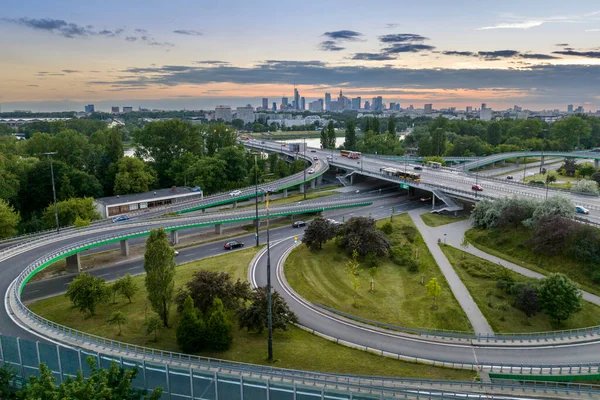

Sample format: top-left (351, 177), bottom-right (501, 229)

top-left (173, 250), bottom-right (179, 256)
top-left (229, 190), bottom-right (242, 197)
top-left (308, 168), bottom-right (315, 174)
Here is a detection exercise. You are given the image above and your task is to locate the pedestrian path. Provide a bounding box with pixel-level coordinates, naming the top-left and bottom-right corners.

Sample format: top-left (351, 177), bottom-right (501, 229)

top-left (428, 218), bottom-right (600, 307)
top-left (408, 210), bottom-right (494, 335)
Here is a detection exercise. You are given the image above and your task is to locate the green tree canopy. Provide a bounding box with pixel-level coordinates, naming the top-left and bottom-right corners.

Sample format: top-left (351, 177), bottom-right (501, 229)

top-left (237, 286), bottom-right (298, 333)
top-left (175, 270), bottom-right (251, 313)
top-left (538, 273), bottom-right (582, 323)
top-left (42, 197), bottom-right (101, 229)
top-left (205, 297), bottom-right (233, 351)
top-left (66, 273), bottom-right (109, 316)
top-left (144, 228), bottom-right (176, 327)
top-left (0, 199), bottom-right (20, 239)
top-left (187, 156), bottom-right (228, 194)
top-left (113, 157), bottom-right (157, 195)
top-left (302, 217), bottom-right (338, 250)
top-left (176, 295), bottom-right (206, 353)
top-left (344, 120), bottom-right (357, 150)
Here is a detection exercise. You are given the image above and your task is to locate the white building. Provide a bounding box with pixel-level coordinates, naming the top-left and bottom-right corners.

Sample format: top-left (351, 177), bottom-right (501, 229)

top-left (480, 108), bottom-right (492, 121)
top-left (234, 106), bottom-right (255, 124)
top-left (215, 105), bottom-right (233, 122)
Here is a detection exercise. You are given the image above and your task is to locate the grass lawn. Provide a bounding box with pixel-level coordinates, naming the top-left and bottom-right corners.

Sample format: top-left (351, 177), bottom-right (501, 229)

top-left (285, 214), bottom-right (472, 332)
top-left (465, 226), bottom-right (600, 297)
top-left (440, 245), bottom-right (600, 333)
top-left (29, 247), bottom-right (474, 380)
top-left (420, 213), bottom-right (469, 228)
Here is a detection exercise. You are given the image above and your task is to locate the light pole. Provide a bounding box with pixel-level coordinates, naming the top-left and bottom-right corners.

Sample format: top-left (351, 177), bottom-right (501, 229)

top-left (265, 189), bottom-right (274, 360)
top-left (475, 154), bottom-right (480, 198)
top-left (43, 152), bottom-right (59, 234)
top-left (540, 129), bottom-right (547, 174)
top-left (254, 154), bottom-right (259, 247)
top-left (522, 148), bottom-right (531, 181)
top-left (303, 137), bottom-right (307, 200)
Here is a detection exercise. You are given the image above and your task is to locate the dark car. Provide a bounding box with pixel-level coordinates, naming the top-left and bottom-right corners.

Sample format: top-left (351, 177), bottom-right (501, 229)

top-left (310, 149), bottom-right (316, 153)
top-left (313, 156), bottom-right (318, 160)
top-left (292, 221), bottom-right (306, 228)
top-left (414, 166), bottom-right (423, 171)
top-left (420, 196), bottom-right (432, 202)
top-left (224, 241), bottom-right (244, 250)
top-left (506, 175), bottom-right (514, 180)
top-left (112, 215), bottom-right (129, 223)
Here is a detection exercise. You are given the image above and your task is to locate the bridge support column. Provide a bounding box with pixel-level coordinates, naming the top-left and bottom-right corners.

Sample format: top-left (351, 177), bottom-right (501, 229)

top-left (170, 230), bottom-right (179, 245)
top-left (432, 195), bottom-right (435, 209)
top-left (310, 179), bottom-right (316, 189)
top-left (66, 253), bottom-right (81, 274)
top-left (595, 159), bottom-right (599, 169)
top-left (283, 189), bottom-right (288, 198)
top-left (299, 184), bottom-right (305, 193)
top-left (317, 175), bottom-right (323, 185)
top-left (215, 224), bottom-right (223, 235)
top-left (349, 174), bottom-right (354, 185)
top-left (516, 157), bottom-right (520, 166)
top-left (120, 239), bottom-right (130, 256)
top-left (232, 201), bottom-right (237, 209)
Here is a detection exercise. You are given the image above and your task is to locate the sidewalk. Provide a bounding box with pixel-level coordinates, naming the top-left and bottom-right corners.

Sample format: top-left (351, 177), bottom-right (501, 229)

top-left (408, 210), bottom-right (494, 335)
top-left (429, 219), bottom-right (600, 307)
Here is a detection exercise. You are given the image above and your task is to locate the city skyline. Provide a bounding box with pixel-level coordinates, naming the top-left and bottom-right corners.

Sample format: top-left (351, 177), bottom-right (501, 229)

top-left (2, 0), bottom-right (600, 111)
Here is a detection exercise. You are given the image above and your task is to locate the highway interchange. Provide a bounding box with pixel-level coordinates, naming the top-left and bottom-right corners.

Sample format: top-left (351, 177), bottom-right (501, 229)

top-left (4, 141), bottom-right (600, 396)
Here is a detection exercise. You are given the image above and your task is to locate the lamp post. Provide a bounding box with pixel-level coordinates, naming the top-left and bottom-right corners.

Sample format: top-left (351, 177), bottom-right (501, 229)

top-left (522, 148), bottom-right (531, 181)
top-left (475, 154), bottom-right (480, 198)
top-left (540, 129), bottom-right (547, 174)
top-left (303, 137), bottom-right (307, 200)
top-left (43, 152), bottom-right (59, 234)
top-left (265, 189), bottom-right (274, 360)
top-left (254, 154), bottom-right (259, 247)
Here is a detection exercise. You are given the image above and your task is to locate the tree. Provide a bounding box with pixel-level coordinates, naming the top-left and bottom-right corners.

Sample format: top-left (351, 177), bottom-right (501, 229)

top-left (73, 215), bottom-right (90, 228)
top-left (345, 250), bottom-right (361, 298)
top-left (66, 273), bottom-right (109, 316)
top-left (430, 128), bottom-right (447, 156)
top-left (591, 171), bottom-right (600, 186)
top-left (551, 116), bottom-right (591, 150)
top-left (320, 128), bottom-right (328, 149)
top-left (338, 216), bottom-right (391, 257)
top-left (426, 278), bottom-right (442, 309)
top-left (487, 121), bottom-right (502, 146)
top-left (460, 236), bottom-right (469, 259)
top-left (344, 120), bottom-right (357, 149)
top-left (205, 298), bottom-right (233, 351)
top-left (204, 123), bottom-right (237, 156)
top-left (113, 157), bottom-right (157, 195)
top-left (144, 228), bottom-right (176, 327)
top-left (42, 197), bottom-right (101, 229)
top-left (368, 266), bottom-right (377, 292)
top-left (107, 311), bottom-right (128, 336)
top-left (53, 129), bottom-right (91, 170)
top-left (0, 199), bottom-right (20, 239)
top-left (327, 120), bottom-right (336, 149)
top-left (21, 358), bottom-right (162, 400)
top-left (187, 156), bottom-right (227, 194)
top-left (0, 363), bottom-right (15, 400)
top-left (538, 273), bottom-right (582, 323)
top-left (217, 145), bottom-right (248, 184)
top-left (176, 295), bottom-right (206, 352)
top-left (578, 164), bottom-right (596, 178)
top-left (237, 286), bottom-right (298, 333)
top-left (106, 127), bottom-right (124, 164)
top-left (387, 116), bottom-right (396, 137)
top-left (145, 315), bottom-right (162, 341)
top-left (527, 196), bottom-right (574, 228)
top-left (514, 285), bottom-right (541, 318)
top-left (174, 270), bottom-right (251, 313)
top-left (115, 274), bottom-right (139, 303)
top-left (302, 217), bottom-right (337, 250)
top-left (574, 179), bottom-right (599, 194)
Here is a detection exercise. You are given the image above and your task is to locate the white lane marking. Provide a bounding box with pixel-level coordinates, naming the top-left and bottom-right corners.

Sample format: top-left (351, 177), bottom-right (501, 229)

top-left (23, 289), bottom-right (39, 294)
top-left (98, 273), bottom-right (110, 277)
top-left (128, 267), bottom-right (138, 271)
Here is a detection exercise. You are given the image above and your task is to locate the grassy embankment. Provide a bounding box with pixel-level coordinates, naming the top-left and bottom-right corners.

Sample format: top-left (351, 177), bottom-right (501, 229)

top-left (30, 247), bottom-right (474, 380)
top-left (420, 213), bottom-right (468, 228)
top-left (285, 214), bottom-right (472, 332)
top-left (440, 245), bottom-right (600, 332)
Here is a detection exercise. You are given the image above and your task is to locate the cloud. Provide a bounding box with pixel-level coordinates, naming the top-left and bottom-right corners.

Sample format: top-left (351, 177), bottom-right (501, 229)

top-left (379, 33), bottom-right (428, 43)
top-left (555, 43), bottom-right (569, 46)
top-left (134, 28), bottom-right (148, 34)
top-left (3, 17), bottom-right (92, 38)
top-left (61, 69), bottom-right (79, 73)
top-left (351, 52), bottom-right (396, 61)
top-left (319, 40), bottom-right (345, 51)
top-left (384, 44), bottom-right (435, 53)
top-left (195, 60), bottom-right (230, 65)
top-left (553, 49), bottom-right (600, 58)
top-left (478, 10), bottom-right (600, 30)
top-left (322, 30), bottom-right (362, 41)
top-left (125, 36), bottom-right (137, 42)
top-left (385, 23), bottom-right (399, 29)
top-left (98, 28), bottom-right (124, 37)
top-left (443, 51), bottom-right (475, 56)
top-left (478, 50), bottom-right (520, 59)
top-left (479, 21), bottom-right (544, 30)
top-left (585, 28), bottom-right (600, 32)
top-left (173, 29), bottom-right (203, 36)
top-left (26, 84), bottom-right (39, 87)
top-left (519, 53), bottom-right (560, 59)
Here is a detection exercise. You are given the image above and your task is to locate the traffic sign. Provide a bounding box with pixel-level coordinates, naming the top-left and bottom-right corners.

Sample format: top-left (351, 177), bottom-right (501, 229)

top-left (400, 183), bottom-right (409, 189)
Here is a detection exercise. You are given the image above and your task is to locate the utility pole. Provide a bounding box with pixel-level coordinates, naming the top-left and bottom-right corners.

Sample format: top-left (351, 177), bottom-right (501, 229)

top-left (43, 152), bottom-right (59, 234)
top-left (303, 137), bottom-right (307, 200)
top-left (265, 190), bottom-right (273, 360)
top-left (254, 154), bottom-right (259, 247)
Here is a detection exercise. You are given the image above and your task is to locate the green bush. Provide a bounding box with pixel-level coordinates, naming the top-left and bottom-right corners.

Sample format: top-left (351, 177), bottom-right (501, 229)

top-left (400, 225), bottom-right (418, 243)
top-left (205, 298), bottom-right (233, 351)
top-left (365, 252), bottom-right (379, 268)
top-left (380, 222), bottom-right (394, 235)
top-left (176, 295), bottom-right (206, 353)
top-left (407, 259), bottom-right (419, 273)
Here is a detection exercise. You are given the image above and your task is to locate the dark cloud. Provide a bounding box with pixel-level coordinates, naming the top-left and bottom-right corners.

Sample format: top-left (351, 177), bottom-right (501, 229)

top-left (173, 29), bottom-right (202, 36)
top-left (98, 28), bottom-right (124, 37)
top-left (352, 52), bottom-right (396, 61)
top-left (125, 36), bottom-right (137, 42)
top-left (379, 33), bottom-right (428, 43)
top-left (443, 51), bottom-right (475, 56)
top-left (519, 53), bottom-right (560, 60)
top-left (384, 44), bottom-right (435, 53)
top-left (478, 50), bottom-right (519, 60)
top-left (135, 28), bottom-right (148, 34)
top-left (61, 69), bottom-right (79, 73)
top-left (553, 49), bottom-right (600, 58)
top-left (194, 60), bottom-right (230, 65)
top-left (322, 30), bottom-right (362, 41)
top-left (4, 17), bottom-right (91, 38)
top-left (26, 84), bottom-right (39, 87)
top-left (385, 23), bottom-right (399, 29)
top-left (319, 40), bottom-right (345, 51)
top-left (555, 43), bottom-right (569, 46)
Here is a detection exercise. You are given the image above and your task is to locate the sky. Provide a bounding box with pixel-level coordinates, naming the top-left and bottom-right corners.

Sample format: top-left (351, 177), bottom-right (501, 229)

top-left (1, 0), bottom-right (600, 112)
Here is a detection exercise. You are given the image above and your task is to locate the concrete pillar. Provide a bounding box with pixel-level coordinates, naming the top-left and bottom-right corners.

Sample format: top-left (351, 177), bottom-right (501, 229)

top-left (299, 184), bottom-right (305, 193)
top-left (432, 195), bottom-right (435, 209)
top-left (349, 174), bottom-right (354, 185)
top-left (260, 194), bottom-right (266, 202)
top-left (66, 253), bottom-right (81, 274)
top-left (232, 201), bottom-right (237, 209)
top-left (202, 208), bottom-right (206, 213)
top-left (595, 159), bottom-right (599, 169)
top-left (283, 189), bottom-right (288, 198)
top-left (215, 224), bottom-right (223, 235)
top-left (310, 179), bottom-right (316, 189)
top-left (170, 230), bottom-right (179, 245)
top-left (516, 157), bottom-right (520, 166)
top-left (317, 175), bottom-right (323, 185)
top-left (120, 239), bottom-right (129, 256)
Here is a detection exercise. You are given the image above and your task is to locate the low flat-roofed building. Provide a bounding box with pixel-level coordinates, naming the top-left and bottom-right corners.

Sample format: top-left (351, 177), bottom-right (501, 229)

top-left (94, 186), bottom-right (203, 218)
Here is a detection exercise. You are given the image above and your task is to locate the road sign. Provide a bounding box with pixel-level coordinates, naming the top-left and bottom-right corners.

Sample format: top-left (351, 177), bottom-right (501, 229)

top-left (294, 236), bottom-right (298, 243)
top-left (400, 183), bottom-right (409, 189)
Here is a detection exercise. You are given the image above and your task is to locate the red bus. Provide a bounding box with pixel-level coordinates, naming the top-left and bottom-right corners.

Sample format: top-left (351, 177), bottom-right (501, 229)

top-left (340, 150), bottom-right (361, 159)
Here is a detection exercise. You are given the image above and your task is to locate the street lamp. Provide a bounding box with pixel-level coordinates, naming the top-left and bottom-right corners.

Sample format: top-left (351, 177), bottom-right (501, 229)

top-left (540, 129), bottom-right (548, 174)
top-left (254, 154), bottom-right (259, 247)
top-left (43, 152), bottom-right (59, 234)
top-left (265, 188), bottom-right (274, 360)
top-left (522, 148), bottom-right (531, 181)
top-left (303, 137), bottom-right (307, 200)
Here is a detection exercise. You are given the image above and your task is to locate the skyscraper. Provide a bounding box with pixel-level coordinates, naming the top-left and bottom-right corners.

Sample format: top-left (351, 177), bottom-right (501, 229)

top-left (84, 104), bottom-right (94, 113)
top-left (424, 104), bottom-right (433, 114)
top-left (282, 97), bottom-right (288, 109)
top-left (262, 97), bottom-right (268, 109)
top-left (364, 101), bottom-right (370, 110)
top-left (481, 103), bottom-right (487, 109)
top-left (372, 96), bottom-right (383, 111)
top-left (466, 106), bottom-right (473, 113)
top-left (568, 104), bottom-right (574, 113)
top-left (325, 92), bottom-right (331, 111)
top-left (294, 88), bottom-right (300, 110)
top-left (389, 102), bottom-right (396, 111)
top-left (351, 97), bottom-right (361, 110)
top-left (272, 102), bottom-right (277, 112)
top-left (300, 97), bottom-right (306, 111)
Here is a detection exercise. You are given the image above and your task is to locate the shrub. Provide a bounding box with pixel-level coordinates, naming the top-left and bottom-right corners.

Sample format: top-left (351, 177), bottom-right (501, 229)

top-left (513, 285), bottom-right (541, 318)
top-left (574, 180), bottom-right (599, 195)
top-left (407, 259), bottom-right (419, 273)
top-left (400, 225), bottom-right (418, 243)
top-left (390, 245), bottom-right (411, 266)
top-left (176, 296), bottom-right (206, 353)
top-left (380, 222), bottom-right (394, 235)
top-left (205, 298), bottom-right (233, 351)
top-left (365, 252), bottom-right (379, 268)
top-left (538, 274), bottom-right (582, 323)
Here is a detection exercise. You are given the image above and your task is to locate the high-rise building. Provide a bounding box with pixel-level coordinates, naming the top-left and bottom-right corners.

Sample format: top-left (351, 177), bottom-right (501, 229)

top-left (235, 106), bottom-right (255, 124)
top-left (308, 99), bottom-right (323, 112)
top-left (351, 97), bottom-right (361, 110)
top-left (84, 104), bottom-right (95, 113)
top-left (272, 102), bottom-right (277, 112)
top-left (325, 93), bottom-right (331, 111)
top-left (576, 106), bottom-right (584, 113)
top-left (424, 104), bottom-right (433, 114)
top-left (262, 98), bottom-right (268, 109)
top-left (111, 106), bottom-right (119, 114)
top-left (215, 105), bottom-right (233, 122)
top-left (480, 107), bottom-right (492, 121)
top-left (300, 97), bottom-right (306, 111)
top-left (568, 104), bottom-right (574, 113)
top-left (389, 102), bottom-right (396, 111)
top-left (481, 103), bottom-right (487, 110)
top-left (466, 106), bottom-right (473, 113)
top-left (122, 106), bottom-right (133, 113)
top-left (294, 88), bottom-right (300, 110)
top-left (364, 101), bottom-right (370, 110)
top-left (281, 97), bottom-right (288, 109)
